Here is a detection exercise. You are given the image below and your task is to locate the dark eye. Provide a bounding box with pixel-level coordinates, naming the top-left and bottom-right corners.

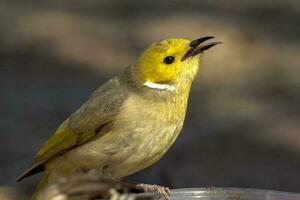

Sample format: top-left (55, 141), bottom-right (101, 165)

top-left (163, 56), bottom-right (175, 64)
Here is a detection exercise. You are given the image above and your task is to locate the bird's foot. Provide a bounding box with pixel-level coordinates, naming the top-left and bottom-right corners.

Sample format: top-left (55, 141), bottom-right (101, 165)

top-left (136, 183), bottom-right (171, 200)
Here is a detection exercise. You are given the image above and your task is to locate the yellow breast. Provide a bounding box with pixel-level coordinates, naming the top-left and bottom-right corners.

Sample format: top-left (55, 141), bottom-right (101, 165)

top-left (48, 91), bottom-right (189, 179)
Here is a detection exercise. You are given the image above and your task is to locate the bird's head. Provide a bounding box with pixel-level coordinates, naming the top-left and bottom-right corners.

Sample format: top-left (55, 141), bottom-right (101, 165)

top-left (131, 37), bottom-right (221, 92)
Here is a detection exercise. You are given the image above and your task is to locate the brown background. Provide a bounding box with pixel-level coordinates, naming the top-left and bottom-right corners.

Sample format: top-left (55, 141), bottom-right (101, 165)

top-left (0, 0), bottom-right (300, 199)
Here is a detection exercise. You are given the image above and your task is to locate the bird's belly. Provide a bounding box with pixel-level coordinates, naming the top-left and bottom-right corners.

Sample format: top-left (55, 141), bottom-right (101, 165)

top-left (76, 122), bottom-right (178, 178)
top-left (47, 95), bottom-right (186, 180)
top-left (53, 118), bottom-right (181, 179)
top-left (106, 123), bottom-right (180, 178)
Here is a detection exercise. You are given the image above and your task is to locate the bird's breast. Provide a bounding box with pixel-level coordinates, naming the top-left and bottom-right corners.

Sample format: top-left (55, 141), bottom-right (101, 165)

top-left (102, 93), bottom-right (187, 177)
top-left (56, 92), bottom-right (188, 179)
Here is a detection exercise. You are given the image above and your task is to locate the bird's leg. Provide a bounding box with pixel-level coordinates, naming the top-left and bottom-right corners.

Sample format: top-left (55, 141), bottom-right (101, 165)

top-left (119, 180), bottom-right (171, 200)
top-left (136, 183), bottom-right (171, 200)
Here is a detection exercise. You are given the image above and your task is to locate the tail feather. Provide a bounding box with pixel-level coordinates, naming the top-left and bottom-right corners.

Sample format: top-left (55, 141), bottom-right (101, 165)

top-left (31, 172), bottom-right (49, 200)
top-left (17, 164), bottom-right (44, 182)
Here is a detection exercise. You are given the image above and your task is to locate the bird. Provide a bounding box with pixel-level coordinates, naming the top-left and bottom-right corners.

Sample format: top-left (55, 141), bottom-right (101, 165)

top-left (17, 36), bottom-right (220, 200)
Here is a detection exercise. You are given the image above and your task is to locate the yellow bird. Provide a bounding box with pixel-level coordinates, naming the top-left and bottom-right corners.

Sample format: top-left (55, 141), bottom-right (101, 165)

top-left (17, 37), bottom-right (220, 200)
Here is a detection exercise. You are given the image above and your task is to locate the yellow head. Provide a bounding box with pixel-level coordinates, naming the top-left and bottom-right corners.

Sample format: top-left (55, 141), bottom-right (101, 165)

top-left (133, 37), bottom-right (220, 91)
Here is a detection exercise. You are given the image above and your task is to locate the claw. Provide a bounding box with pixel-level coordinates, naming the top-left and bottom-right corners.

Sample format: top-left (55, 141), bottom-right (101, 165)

top-left (137, 184), bottom-right (171, 200)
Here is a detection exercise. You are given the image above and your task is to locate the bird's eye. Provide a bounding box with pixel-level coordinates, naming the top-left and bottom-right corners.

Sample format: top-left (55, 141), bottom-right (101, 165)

top-left (163, 56), bottom-right (175, 64)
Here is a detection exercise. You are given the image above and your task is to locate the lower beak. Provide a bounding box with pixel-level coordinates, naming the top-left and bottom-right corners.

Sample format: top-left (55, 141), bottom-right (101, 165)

top-left (181, 36), bottom-right (221, 61)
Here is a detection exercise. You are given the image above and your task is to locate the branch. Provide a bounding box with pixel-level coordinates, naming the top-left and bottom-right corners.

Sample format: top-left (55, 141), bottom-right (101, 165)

top-left (37, 172), bottom-right (157, 200)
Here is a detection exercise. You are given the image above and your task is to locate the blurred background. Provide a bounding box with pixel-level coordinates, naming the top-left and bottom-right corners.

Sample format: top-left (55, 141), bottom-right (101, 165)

top-left (0, 0), bottom-right (300, 199)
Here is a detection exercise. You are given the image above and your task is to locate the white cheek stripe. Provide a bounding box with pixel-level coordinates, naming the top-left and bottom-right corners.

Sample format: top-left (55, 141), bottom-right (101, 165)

top-left (144, 81), bottom-right (175, 91)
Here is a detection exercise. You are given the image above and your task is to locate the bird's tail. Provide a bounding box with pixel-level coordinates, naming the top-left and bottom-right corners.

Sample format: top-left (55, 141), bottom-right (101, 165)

top-left (31, 172), bottom-right (49, 200)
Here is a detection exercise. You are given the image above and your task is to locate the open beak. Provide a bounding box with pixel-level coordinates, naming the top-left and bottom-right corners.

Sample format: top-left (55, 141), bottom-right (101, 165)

top-left (181, 36), bottom-right (221, 61)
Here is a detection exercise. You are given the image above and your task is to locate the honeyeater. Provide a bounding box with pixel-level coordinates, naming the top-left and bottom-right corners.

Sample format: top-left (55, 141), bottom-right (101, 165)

top-left (17, 37), bottom-right (220, 200)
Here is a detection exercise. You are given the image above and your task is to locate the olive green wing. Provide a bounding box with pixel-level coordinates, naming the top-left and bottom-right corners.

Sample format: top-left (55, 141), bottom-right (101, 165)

top-left (17, 77), bottom-right (129, 181)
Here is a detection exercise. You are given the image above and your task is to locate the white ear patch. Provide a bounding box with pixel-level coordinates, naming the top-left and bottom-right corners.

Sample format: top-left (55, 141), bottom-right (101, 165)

top-left (144, 81), bottom-right (175, 91)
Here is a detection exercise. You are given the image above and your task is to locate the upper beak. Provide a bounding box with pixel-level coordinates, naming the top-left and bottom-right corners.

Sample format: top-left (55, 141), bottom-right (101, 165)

top-left (181, 36), bottom-right (221, 61)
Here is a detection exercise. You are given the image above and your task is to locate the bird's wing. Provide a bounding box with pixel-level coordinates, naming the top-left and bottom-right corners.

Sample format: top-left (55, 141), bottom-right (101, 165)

top-left (17, 76), bottom-right (129, 181)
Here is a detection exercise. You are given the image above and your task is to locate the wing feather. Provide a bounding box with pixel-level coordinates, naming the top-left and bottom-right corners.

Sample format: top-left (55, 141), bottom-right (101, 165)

top-left (17, 76), bottom-right (128, 181)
